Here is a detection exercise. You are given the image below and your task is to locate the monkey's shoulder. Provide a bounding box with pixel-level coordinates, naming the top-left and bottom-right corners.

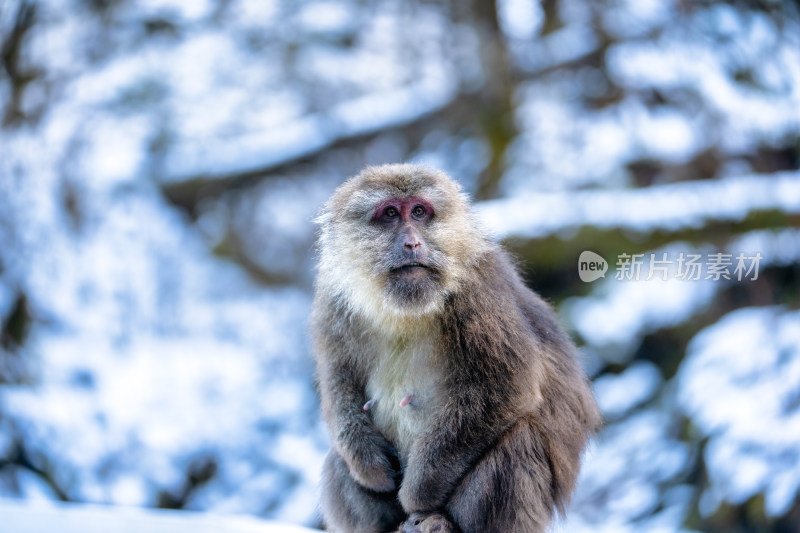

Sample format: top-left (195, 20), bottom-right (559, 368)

top-left (444, 248), bottom-right (572, 355)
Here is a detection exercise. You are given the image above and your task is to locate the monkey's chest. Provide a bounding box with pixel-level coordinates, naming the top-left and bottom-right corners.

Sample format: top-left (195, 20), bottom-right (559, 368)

top-left (365, 342), bottom-right (441, 461)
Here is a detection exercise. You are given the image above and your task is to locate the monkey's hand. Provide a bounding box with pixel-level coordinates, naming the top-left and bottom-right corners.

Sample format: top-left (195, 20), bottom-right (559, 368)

top-left (398, 453), bottom-right (451, 512)
top-left (338, 424), bottom-right (401, 493)
top-left (399, 512), bottom-right (460, 533)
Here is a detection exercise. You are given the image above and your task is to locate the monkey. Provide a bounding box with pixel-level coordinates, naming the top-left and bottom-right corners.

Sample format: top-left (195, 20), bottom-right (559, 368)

top-left (311, 164), bottom-right (600, 533)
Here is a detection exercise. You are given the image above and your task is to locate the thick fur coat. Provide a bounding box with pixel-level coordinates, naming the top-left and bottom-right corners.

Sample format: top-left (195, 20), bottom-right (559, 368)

top-left (312, 165), bottom-right (600, 533)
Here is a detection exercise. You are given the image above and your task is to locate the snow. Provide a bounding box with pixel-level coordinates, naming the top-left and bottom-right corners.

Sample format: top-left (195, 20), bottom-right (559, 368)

top-left (593, 361), bottom-right (662, 420)
top-left (630, 105), bottom-right (699, 162)
top-left (562, 229), bottom-right (800, 361)
top-left (497, 0), bottom-right (544, 40)
top-left (602, 0), bottom-right (676, 39)
top-left (15, 0), bottom-right (461, 188)
top-left (229, 0), bottom-right (280, 24)
top-left (503, 88), bottom-right (631, 191)
top-left (678, 307), bottom-right (800, 516)
top-left (566, 271), bottom-right (717, 359)
top-left (505, 2), bottom-right (800, 191)
top-left (562, 410), bottom-right (691, 532)
top-left (0, 128), bottom-right (324, 520)
top-left (514, 25), bottom-right (601, 74)
top-left (2, 1), bottom-right (799, 531)
top-left (296, 2), bottom-right (356, 35)
top-left (0, 498), bottom-right (321, 533)
top-left (138, 0), bottom-right (215, 22)
top-left (80, 115), bottom-right (152, 186)
top-left (160, 78), bottom-right (457, 182)
top-left (607, 35), bottom-right (800, 152)
top-left (478, 171), bottom-right (800, 238)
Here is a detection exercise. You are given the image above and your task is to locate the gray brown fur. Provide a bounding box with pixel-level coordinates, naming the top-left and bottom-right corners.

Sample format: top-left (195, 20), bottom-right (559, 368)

top-left (312, 164), bottom-right (600, 533)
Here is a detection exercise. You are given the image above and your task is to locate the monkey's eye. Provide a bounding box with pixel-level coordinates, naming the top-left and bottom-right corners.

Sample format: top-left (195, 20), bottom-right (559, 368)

top-left (384, 206), bottom-right (399, 218)
top-left (411, 205), bottom-right (426, 218)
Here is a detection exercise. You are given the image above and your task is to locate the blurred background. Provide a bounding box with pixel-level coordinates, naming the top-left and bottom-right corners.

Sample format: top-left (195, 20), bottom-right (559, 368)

top-left (1, 0), bottom-right (799, 531)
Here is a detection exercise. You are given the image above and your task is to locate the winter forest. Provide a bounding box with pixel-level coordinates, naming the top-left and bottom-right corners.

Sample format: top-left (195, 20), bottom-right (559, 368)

top-left (1, 0), bottom-right (799, 531)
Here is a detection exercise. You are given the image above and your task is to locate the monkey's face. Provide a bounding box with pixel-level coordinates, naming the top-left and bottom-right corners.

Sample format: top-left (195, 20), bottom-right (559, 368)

top-left (317, 165), bottom-right (489, 322)
top-left (369, 195), bottom-right (445, 309)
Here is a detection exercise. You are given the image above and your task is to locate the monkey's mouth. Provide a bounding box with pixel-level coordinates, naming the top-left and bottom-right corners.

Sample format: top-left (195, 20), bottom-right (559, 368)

top-left (390, 262), bottom-right (430, 276)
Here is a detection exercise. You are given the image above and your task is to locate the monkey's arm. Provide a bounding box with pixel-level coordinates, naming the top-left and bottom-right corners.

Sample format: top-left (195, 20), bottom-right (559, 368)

top-left (317, 344), bottom-right (401, 493)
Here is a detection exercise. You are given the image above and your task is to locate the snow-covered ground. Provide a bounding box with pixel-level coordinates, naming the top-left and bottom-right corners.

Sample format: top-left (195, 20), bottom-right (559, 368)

top-left (0, 498), bottom-right (321, 533)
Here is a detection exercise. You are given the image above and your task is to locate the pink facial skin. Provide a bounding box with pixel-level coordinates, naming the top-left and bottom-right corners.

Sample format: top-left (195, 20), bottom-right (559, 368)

top-left (371, 197), bottom-right (435, 224)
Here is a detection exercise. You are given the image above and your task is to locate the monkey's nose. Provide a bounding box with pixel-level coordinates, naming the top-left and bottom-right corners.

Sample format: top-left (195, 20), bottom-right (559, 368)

top-left (400, 225), bottom-right (423, 251)
top-left (403, 238), bottom-right (421, 250)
